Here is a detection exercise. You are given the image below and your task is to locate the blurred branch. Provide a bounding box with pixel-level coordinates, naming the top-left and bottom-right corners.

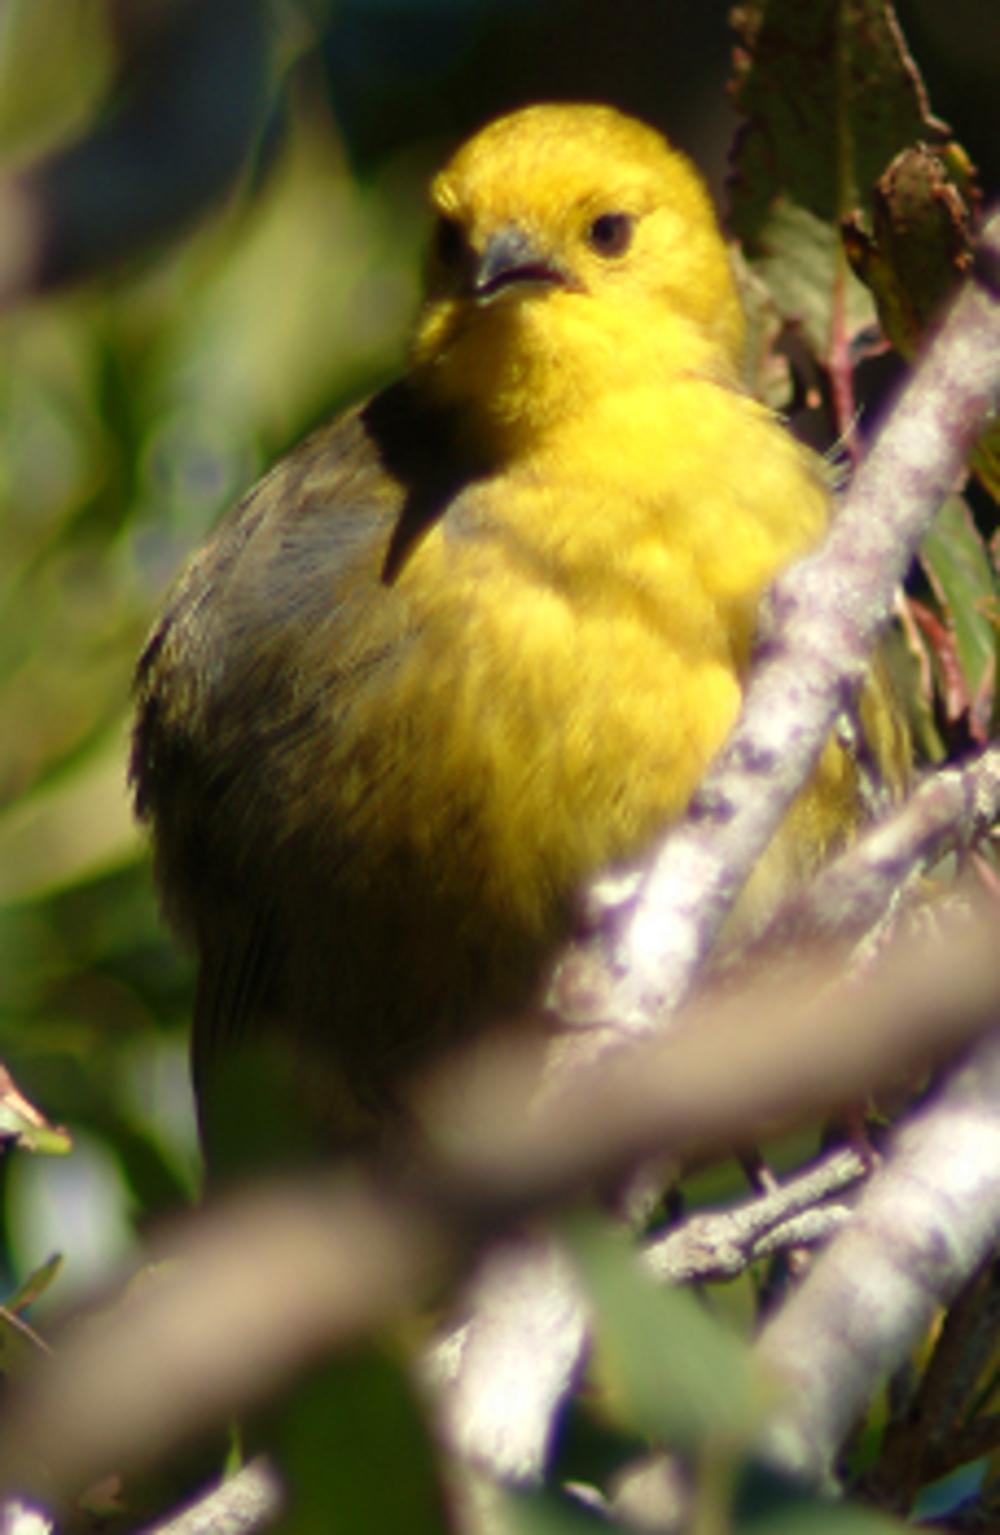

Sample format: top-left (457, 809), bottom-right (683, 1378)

top-left (0, 1176), bottom-right (451, 1507)
top-left (600, 208), bottom-right (1000, 1028)
top-left (427, 1235), bottom-right (588, 1485)
top-left (0, 0), bottom-right (272, 306)
top-left (426, 900), bottom-right (998, 1208)
top-left (0, 902), bottom-right (996, 1509)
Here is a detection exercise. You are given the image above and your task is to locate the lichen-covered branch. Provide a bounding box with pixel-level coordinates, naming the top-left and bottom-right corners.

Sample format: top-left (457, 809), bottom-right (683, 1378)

top-left (757, 1029), bottom-right (1000, 1487)
top-left (643, 1146), bottom-right (868, 1285)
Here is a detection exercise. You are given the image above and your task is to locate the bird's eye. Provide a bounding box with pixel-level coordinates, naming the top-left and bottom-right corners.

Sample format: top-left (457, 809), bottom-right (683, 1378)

top-left (586, 212), bottom-right (635, 257)
top-left (434, 214), bottom-right (466, 268)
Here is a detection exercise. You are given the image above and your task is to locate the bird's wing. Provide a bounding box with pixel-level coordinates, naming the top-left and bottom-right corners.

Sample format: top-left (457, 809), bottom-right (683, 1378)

top-left (131, 384), bottom-right (485, 1159)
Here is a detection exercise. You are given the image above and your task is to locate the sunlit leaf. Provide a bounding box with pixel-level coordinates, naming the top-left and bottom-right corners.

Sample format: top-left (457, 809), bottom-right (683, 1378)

top-left (920, 496), bottom-right (999, 741)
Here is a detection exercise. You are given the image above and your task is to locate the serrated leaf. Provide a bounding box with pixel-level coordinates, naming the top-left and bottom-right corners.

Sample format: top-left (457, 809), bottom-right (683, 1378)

top-left (728, 0), bottom-right (967, 378)
top-left (564, 1213), bottom-right (766, 1451)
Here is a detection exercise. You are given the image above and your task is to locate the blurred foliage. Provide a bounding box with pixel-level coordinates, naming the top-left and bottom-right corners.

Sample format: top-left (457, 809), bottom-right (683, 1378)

top-left (274, 1347), bottom-right (450, 1534)
top-left (0, 0), bottom-right (424, 1311)
top-left (0, 0), bottom-right (996, 1530)
top-left (0, 0), bottom-right (114, 160)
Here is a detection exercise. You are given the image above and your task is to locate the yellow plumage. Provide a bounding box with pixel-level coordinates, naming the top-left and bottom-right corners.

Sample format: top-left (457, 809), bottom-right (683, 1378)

top-left (131, 104), bottom-right (905, 1163)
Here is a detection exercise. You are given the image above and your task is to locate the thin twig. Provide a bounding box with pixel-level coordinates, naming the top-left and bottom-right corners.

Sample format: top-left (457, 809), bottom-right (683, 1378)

top-left (643, 1146), bottom-right (868, 1285)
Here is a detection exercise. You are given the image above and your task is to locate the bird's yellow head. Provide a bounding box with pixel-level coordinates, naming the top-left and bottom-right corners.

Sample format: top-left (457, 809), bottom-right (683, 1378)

top-left (411, 103), bottom-right (745, 449)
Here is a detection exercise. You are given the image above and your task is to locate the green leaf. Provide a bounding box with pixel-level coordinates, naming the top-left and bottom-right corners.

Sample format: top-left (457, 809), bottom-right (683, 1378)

top-left (502, 1486), bottom-right (610, 1534)
top-left (274, 1346), bottom-right (449, 1535)
top-left (730, 0), bottom-right (948, 243)
top-left (564, 1213), bottom-right (766, 1451)
top-left (746, 199), bottom-right (876, 361)
top-left (0, 1255), bottom-right (62, 1379)
top-left (727, 0), bottom-right (973, 377)
top-left (920, 496), bottom-right (999, 739)
top-left (747, 1502), bottom-right (907, 1533)
top-left (843, 143), bottom-right (979, 360)
top-left (4, 1252), bottom-right (64, 1313)
top-left (0, 0), bottom-right (114, 158)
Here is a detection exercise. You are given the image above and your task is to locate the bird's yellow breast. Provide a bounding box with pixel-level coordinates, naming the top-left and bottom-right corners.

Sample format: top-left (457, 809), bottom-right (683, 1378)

top-left (312, 372), bottom-right (830, 944)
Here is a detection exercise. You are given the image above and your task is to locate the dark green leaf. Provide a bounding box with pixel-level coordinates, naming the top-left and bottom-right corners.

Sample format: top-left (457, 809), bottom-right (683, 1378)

top-left (273, 1346), bottom-right (449, 1535)
top-left (502, 1486), bottom-right (610, 1534)
top-left (747, 1502), bottom-right (906, 1533)
top-left (730, 0), bottom-right (948, 243)
top-left (564, 1214), bottom-right (765, 1450)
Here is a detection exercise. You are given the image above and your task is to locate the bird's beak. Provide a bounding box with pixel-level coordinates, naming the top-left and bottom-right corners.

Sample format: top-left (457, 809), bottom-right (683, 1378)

top-left (473, 225), bottom-right (574, 302)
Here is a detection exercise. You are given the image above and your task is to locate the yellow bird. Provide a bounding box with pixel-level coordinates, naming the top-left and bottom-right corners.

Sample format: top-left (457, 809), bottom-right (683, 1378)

top-left (131, 104), bottom-right (905, 1166)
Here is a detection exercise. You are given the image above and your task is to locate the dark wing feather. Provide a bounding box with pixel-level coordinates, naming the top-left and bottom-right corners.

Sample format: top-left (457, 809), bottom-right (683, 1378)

top-left (130, 382), bottom-right (486, 1160)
